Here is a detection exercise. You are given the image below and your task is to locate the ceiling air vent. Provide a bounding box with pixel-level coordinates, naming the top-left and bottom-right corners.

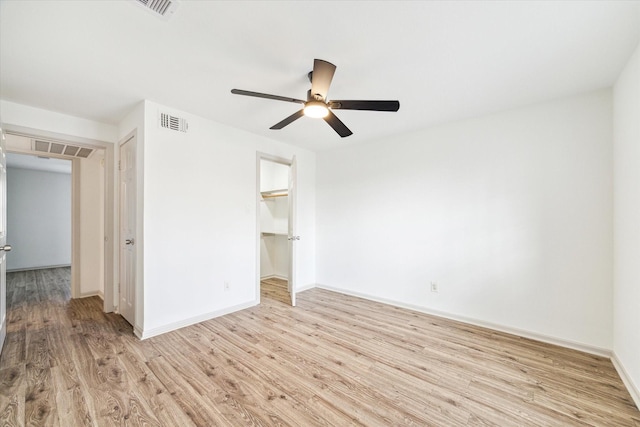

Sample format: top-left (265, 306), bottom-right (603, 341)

top-left (131, 0), bottom-right (180, 20)
top-left (32, 139), bottom-right (95, 159)
top-left (160, 112), bottom-right (188, 133)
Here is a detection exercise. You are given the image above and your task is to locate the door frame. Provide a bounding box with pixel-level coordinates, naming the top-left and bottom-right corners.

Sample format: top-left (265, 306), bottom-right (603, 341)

top-left (256, 152), bottom-right (297, 305)
top-left (2, 124), bottom-right (116, 312)
top-left (0, 125), bottom-right (7, 354)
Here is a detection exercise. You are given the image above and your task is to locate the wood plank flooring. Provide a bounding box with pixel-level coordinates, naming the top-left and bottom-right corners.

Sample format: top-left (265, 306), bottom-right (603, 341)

top-left (1, 267), bottom-right (638, 426)
top-left (260, 277), bottom-right (291, 306)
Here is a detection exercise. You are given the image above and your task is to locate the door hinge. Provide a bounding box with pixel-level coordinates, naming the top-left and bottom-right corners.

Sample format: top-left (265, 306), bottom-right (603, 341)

top-left (118, 160), bottom-right (121, 171)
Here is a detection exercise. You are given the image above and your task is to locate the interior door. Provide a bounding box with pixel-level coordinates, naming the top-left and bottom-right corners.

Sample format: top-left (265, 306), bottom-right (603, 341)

top-left (0, 128), bottom-right (8, 352)
top-left (287, 156), bottom-right (297, 307)
top-left (119, 135), bottom-right (136, 326)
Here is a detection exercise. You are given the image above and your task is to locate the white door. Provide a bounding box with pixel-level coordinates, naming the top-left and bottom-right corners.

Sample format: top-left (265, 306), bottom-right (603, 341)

top-left (119, 136), bottom-right (136, 326)
top-left (0, 128), bottom-right (9, 352)
top-left (287, 156), bottom-right (297, 307)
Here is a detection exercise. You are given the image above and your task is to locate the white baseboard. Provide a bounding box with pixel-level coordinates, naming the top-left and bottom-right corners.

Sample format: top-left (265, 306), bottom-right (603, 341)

top-left (315, 284), bottom-right (611, 358)
top-left (261, 277), bottom-right (315, 293)
top-left (138, 300), bottom-right (259, 340)
top-left (134, 325), bottom-right (144, 339)
top-left (611, 352), bottom-right (640, 410)
top-left (296, 283), bottom-right (316, 292)
top-left (78, 291), bottom-right (103, 299)
top-left (7, 264), bottom-right (71, 273)
top-left (296, 283), bottom-right (317, 293)
top-left (260, 274), bottom-right (288, 281)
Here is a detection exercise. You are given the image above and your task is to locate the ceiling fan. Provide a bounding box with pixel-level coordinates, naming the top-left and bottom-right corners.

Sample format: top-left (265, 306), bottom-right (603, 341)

top-left (231, 59), bottom-right (400, 138)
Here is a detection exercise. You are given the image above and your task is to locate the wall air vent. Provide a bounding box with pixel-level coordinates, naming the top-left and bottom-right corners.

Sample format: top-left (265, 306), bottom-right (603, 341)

top-left (160, 112), bottom-right (189, 133)
top-left (131, 0), bottom-right (180, 20)
top-left (32, 139), bottom-right (95, 159)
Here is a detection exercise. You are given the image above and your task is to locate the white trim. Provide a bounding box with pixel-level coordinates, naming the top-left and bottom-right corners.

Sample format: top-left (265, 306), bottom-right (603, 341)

top-left (134, 325), bottom-right (144, 339)
top-left (296, 283), bottom-right (316, 292)
top-left (315, 284), bottom-right (612, 358)
top-left (3, 124), bottom-right (115, 148)
top-left (78, 290), bottom-right (104, 299)
top-left (103, 142), bottom-right (116, 314)
top-left (71, 158), bottom-right (81, 299)
top-left (260, 274), bottom-right (288, 281)
top-left (137, 300), bottom-right (258, 340)
top-left (611, 352), bottom-right (640, 410)
top-left (255, 154), bottom-right (261, 304)
top-left (0, 313), bottom-right (5, 356)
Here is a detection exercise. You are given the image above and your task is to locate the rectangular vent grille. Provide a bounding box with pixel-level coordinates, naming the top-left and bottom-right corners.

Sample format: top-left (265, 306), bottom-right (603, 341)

top-left (133, 0), bottom-right (179, 19)
top-left (50, 143), bottom-right (65, 154)
top-left (160, 113), bottom-right (188, 133)
top-left (77, 148), bottom-right (93, 158)
top-left (64, 146), bottom-right (80, 156)
top-left (32, 140), bottom-right (95, 159)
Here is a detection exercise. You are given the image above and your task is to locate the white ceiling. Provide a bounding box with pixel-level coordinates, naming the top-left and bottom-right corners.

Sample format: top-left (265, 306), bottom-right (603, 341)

top-left (1, 1), bottom-right (639, 152)
top-left (6, 153), bottom-right (71, 174)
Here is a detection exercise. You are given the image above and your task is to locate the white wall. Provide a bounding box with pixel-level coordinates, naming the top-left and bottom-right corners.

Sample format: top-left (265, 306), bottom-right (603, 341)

top-left (260, 160), bottom-right (289, 192)
top-left (613, 41), bottom-right (640, 406)
top-left (0, 100), bottom-right (117, 143)
top-left (260, 235), bottom-right (288, 279)
top-left (6, 166), bottom-right (71, 270)
top-left (260, 196), bottom-right (288, 235)
top-left (317, 89), bottom-right (613, 352)
top-left (138, 101), bottom-right (316, 337)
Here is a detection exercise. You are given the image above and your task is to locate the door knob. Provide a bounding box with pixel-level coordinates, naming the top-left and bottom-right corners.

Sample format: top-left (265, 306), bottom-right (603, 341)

top-left (125, 239), bottom-right (134, 245)
top-left (287, 236), bottom-right (301, 241)
top-left (0, 244), bottom-right (11, 252)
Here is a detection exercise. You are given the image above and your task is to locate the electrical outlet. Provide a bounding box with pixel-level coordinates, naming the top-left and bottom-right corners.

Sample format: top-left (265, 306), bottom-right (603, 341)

top-left (430, 282), bottom-right (438, 293)
top-left (224, 281), bottom-right (230, 291)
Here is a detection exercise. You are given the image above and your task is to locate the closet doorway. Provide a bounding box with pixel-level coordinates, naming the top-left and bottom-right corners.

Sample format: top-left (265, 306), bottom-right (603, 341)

top-left (258, 155), bottom-right (297, 306)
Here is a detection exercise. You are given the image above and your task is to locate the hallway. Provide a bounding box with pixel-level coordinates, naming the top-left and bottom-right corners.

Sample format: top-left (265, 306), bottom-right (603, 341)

top-left (6, 267), bottom-right (71, 309)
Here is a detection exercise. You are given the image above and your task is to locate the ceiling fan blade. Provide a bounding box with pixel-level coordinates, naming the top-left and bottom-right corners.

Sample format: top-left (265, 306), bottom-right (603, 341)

top-left (310, 59), bottom-right (336, 101)
top-left (270, 110), bottom-right (305, 130)
top-left (328, 100), bottom-right (400, 112)
top-left (231, 89), bottom-right (305, 104)
top-left (323, 110), bottom-right (353, 138)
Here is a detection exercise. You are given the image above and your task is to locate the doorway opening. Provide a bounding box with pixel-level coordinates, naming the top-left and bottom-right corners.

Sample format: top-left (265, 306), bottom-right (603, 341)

top-left (257, 155), bottom-right (297, 306)
top-left (6, 153), bottom-right (72, 286)
top-left (3, 131), bottom-right (112, 313)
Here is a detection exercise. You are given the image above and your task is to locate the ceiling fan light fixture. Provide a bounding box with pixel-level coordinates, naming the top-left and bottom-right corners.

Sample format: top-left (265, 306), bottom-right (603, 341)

top-left (231, 58), bottom-right (399, 137)
top-left (303, 101), bottom-right (329, 118)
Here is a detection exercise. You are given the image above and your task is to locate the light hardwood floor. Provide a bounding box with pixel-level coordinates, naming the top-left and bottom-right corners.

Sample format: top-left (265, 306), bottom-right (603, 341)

top-left (260, 277), bottom-right (291, 306)
top-left (0, 268), bottom-right (638, 426)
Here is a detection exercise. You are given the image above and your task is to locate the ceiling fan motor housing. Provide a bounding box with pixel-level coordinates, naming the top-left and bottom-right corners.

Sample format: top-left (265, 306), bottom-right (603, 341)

top-left (306, 89), bottom-right (324, 102)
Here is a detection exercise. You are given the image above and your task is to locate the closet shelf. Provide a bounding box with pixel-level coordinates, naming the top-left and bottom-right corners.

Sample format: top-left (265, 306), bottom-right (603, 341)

top-left (261, 189), bottom-right (288, 199)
